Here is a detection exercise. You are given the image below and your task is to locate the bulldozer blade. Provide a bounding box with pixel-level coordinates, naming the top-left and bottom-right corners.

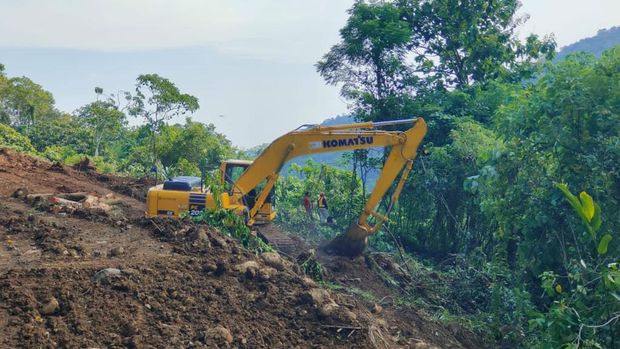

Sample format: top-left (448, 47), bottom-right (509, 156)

top-left (322, 223), bottom-right (369, 257)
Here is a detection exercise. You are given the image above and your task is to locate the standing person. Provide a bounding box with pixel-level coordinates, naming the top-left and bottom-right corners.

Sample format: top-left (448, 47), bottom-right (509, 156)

top-left (317, 192), bottom-right (329, 224)
top-left (303, 191), bottom-right (313, 221)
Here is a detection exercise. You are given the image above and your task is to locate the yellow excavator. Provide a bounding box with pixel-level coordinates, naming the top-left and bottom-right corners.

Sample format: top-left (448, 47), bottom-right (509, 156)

top-left (146, 117), bottom-right (427, 256)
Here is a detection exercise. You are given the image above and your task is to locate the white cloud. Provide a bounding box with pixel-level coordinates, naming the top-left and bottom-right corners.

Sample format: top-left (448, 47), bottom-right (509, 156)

top-left (0, 0), bottom-right (351, 63)
top-left (2, 0), bottom-right (619, 63)
top-left (517, 0), bottom-right (620, 47)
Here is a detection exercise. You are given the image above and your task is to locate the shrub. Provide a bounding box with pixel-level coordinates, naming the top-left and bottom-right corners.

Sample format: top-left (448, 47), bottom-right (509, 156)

top-left (0, 124), bottom-right (36, 154)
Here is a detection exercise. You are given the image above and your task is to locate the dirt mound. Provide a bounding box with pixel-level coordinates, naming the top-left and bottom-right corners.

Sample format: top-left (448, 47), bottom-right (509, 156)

top-left (72, 157), bottom-right (97, 172)
top-left (0, 149), bottom-right (490, 348)
top-left (0, 148), bottom-right (147, 217)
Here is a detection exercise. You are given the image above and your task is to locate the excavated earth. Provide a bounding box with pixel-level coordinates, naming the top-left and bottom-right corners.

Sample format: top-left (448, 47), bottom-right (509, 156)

top-left (0, 148), bottom-right (489, 348)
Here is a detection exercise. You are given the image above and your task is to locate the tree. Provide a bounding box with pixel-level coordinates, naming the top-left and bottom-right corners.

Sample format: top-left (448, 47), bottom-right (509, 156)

top-left (21, 113), bottom-right (94, 154)
top-left (400, 0), bottom-right (556, 89)
top-left (0, 76), bottom-right (55, 127)
top-left (157, 118), bottom-right (234, 177)
top-left (0, 123), bottom-right (36, 154)
top-left (0, 64), bottom-right (8, 124)
top-left (317, 1), bottom-right (415, 122)
top-left (74, 91), bottom-right (126, 157)
top-left (128, 74), bottom-right (200, 164)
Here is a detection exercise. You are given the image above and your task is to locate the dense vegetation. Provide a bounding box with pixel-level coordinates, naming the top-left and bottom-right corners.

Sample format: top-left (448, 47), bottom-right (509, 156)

top-left (0, 64), bottom-right (236, 177)
top-left (308, 1), bottom-right (618, 347)
top-left (1, 1), bottom-right (619, 347)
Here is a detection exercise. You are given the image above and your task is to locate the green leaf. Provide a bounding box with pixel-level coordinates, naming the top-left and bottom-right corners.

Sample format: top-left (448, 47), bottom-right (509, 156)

top-left (555, 183), bottom-right (587, 222)
top-left (592, 203), bottom-right (602, 232)
top-left (611, 292), bottom-right (620, 303)
top-left (579, 191), bottom-right (595, 222)
top-left (598, 234), bottom-right (613, 255)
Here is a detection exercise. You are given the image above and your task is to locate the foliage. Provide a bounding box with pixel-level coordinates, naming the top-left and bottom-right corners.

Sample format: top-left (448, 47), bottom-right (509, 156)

top-left (128, 74), bottom-right (200, 164)
top-left (0, 76), bottom-right (55, 127)
top-left (157, 119), bottom-right (234, 178)
top-left (74, 96), bottom-right (126, 157)
top-left (317, 1), bottom-right (415, 120)
top-left (400, 0), bottom-right (556, 88)
top-left (299, 253), bottom-right (325, 282)
top-left (20, 113), bottom-right (95, 154)
top-left (276, 159), bottom-right (364, 237)
top-left (188, 209), bottom-right (272, 254)
top-left (0, 123), bottom-right (36, 153)
top-left (318, 0), bottom-right (555, 124)
top-left (530, 186), bottom-right (619, 348)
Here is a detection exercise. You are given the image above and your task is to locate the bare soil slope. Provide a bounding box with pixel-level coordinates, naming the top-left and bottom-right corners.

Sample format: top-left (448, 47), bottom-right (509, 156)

top-left (0, 148), bottom-right (488, 348)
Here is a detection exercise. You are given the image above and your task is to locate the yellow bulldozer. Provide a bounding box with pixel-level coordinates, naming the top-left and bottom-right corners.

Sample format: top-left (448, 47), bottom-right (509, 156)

top-left (146, 117), bottom-right (427, 256)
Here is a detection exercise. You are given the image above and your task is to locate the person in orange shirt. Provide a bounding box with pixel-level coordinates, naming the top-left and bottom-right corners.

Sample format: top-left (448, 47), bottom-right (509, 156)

top-left (303, 191), bottom-right (313, 221)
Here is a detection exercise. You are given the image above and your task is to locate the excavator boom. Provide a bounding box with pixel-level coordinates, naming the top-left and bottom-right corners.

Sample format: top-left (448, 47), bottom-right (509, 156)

top-left (231, 118), bottom-right (427, 256)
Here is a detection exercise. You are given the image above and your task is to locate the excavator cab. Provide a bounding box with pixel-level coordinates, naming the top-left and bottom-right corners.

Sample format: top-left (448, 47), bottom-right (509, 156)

top-left (220, 160), bottom-right (276, 224)
top-left (220, 160), bottom-right (252, 190)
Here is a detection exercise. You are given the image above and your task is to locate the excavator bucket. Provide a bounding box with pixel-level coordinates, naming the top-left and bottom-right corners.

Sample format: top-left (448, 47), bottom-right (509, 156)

top-left (323, 222), bottom-right (369, 257)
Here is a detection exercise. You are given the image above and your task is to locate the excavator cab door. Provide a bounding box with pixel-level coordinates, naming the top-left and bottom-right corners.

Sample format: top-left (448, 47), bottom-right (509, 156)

top-left (221, 160), bottom-right (259, 209)
top-left (221, 161), bottom-right (250, 191)
top-left (220, 160), bottom-right (275, 221)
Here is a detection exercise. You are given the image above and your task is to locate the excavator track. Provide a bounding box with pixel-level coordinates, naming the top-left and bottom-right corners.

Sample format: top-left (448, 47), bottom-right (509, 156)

top-left (255, 224), bottom-right (297, 256)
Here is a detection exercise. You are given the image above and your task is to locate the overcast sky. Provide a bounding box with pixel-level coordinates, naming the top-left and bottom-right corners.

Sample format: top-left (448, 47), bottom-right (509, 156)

top-left (0, 0), bottom-right (619, 147)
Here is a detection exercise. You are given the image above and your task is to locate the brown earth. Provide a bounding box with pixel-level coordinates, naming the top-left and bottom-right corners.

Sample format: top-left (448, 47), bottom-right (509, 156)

top-left (0, 148), bottom-right (490, 348)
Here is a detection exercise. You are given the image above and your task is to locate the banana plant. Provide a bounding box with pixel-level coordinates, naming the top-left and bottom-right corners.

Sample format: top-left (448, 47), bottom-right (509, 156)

top-left (555, 183), bottom-right (612, 256)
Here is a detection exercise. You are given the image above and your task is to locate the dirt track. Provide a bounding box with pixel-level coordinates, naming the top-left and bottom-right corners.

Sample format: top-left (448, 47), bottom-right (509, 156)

top-left (0, 148), bottom-right (488, 348)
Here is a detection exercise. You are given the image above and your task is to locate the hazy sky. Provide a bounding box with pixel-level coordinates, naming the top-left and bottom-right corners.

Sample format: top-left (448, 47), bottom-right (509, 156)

top-left (0, 0), bottom-right (618, 147)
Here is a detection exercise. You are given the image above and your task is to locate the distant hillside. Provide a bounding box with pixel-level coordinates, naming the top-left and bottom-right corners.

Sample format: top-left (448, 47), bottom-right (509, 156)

top-left (557, 26), bottom-right (620, 59)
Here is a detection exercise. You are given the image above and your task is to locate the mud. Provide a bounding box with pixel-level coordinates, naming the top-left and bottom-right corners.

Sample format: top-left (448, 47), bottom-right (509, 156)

top-left (0, 148), bottom-right (490, 348)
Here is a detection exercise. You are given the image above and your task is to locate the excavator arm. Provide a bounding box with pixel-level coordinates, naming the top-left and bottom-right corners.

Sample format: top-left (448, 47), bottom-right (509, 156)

top-left (231, 118), bottom-right (427, 256)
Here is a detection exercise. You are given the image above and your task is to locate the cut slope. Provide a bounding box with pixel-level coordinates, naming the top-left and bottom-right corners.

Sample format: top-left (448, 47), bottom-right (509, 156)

top-left (0, 148), bottom-right (490, 348)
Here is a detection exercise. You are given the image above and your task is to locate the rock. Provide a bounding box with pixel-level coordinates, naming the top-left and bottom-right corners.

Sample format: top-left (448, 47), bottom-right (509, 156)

top-left (40, 297), bottom-right (60, 315)
top-left (299, 288), bottom-right (333, 306)
top-left (317, 302), bottom-right (339, 318)
top-left (203, 263), bottom-right (218, 274)
top-left (257, 266), bottom-right (277, 281)
top-left (261, 252), bottom-right (287, 270)
top-left (27, 213), bottom-right (40, 225)
top-left (234, 261), bottom-right (260, 276)
top-left (110, 246), bottom-right (125, 256)
top-left (371, 303), bottom-right (383, 314)
top-left (372, 318), bottom-right (388, 329)
top-left (189, 228), bottom-right (211, 247)
top-left (206, 325), bottom-right (233, 346)
top-left (215, 261), bottom-right (228, 276)
top-left (93, 268), bottom-right (122, 283)
top-left (12, 187), bottom-right (29, 199)
top-left (211, 236), bottom-right (228, 249)
top-left (301, 277), bottom-right (317, 288)
top-left (121, 322), bottom-right (138, 337)
top-left (336, 308), bottom-right (358, 323)
top-left (412, 341), bottom-right (440, 349)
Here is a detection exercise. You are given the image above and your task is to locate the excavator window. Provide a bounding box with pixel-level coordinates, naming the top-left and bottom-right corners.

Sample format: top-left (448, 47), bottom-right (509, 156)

top-left (223, 164), bottom-right (248, 191)
top-left (223, 162), bottom-right (274, 208)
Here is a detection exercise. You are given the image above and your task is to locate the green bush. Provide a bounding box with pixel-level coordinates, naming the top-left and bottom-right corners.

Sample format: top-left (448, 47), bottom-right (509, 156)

top-left (42, 145), bottom-right (77, 162)
top-left (0, 123), bottom-right (36, 154)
